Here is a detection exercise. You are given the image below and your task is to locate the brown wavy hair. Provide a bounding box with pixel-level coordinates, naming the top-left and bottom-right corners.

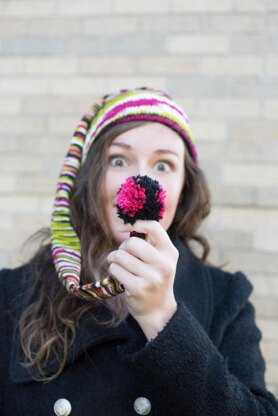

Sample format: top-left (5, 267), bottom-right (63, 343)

top-left (19, 120), bottom-right (220, 382)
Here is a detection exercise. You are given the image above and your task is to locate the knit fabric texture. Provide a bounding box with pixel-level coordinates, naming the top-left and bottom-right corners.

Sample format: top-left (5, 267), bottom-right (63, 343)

top-left (50, 86), bottom-right (197, 301)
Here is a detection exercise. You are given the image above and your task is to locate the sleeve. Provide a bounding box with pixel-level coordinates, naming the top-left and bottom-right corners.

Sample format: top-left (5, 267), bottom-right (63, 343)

top-left (117, 272), bottom-right (278, 416)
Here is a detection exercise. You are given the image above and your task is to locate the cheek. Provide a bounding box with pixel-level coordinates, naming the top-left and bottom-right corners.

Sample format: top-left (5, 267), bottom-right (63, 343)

top-left (158, 186), bottom-right (182, 230)
top-left (165, 180), bottom-right (183, 208)
top-left (103, 172), bottom-right (116, 202)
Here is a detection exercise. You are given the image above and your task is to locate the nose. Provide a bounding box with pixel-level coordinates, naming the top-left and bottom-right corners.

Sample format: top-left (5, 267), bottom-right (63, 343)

top-left (133, 163), bottom-right (154, 179)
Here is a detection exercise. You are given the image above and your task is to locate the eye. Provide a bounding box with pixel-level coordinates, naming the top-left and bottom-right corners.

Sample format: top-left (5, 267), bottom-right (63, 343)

top-left (155, 160), bottom-right (174, 173)
top-left (108, 156), bottom-right (127, 167)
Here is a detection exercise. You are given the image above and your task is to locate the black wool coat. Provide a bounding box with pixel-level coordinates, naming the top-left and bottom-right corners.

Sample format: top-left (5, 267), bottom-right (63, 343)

top-left (1, 236), bottom-right (278, 416)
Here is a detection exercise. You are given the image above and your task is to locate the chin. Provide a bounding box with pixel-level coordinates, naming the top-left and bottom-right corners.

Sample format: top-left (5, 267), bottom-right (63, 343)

top-left (112, 231), bottom-right (130, 244)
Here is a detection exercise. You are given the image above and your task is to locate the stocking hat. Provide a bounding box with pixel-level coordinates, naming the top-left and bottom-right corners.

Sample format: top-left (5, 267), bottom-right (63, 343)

top-left (50, 86), bottom-right (198, 300)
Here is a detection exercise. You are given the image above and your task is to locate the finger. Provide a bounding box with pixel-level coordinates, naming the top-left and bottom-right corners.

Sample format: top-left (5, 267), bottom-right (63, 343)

top-left (118, 236), bottom-right (160, 265)
top-left (108, 262), bottom-right (143, 297)
top-left (118, 220), bottom-right (171, 252)
top-left (107, 248), bottom-right (152, 278)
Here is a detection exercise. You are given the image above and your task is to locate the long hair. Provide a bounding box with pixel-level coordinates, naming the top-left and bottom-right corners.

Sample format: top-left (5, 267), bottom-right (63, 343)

top-left (19, 120), bottom-right (217, 382)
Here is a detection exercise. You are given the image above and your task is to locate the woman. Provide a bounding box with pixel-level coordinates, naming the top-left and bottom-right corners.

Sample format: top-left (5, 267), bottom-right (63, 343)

top-left (1, 87), bottom-right (277, 415)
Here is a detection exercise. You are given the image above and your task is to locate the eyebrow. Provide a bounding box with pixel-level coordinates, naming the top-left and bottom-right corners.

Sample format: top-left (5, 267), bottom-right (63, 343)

top-left (110, 142), bottom-right (181, 158)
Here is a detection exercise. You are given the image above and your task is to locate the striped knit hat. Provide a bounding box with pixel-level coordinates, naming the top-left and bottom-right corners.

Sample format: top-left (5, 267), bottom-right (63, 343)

top-left (50, 86), bottom-right (198, 301)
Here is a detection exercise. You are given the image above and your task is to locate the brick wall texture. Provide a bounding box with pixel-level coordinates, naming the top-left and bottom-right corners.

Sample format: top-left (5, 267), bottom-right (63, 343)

top-left (0, 0), bottom-right (278, 395)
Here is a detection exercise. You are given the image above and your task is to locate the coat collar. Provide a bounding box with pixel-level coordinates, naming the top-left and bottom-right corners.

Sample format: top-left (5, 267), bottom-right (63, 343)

top-left (10, 236), bottom-right (212, 383)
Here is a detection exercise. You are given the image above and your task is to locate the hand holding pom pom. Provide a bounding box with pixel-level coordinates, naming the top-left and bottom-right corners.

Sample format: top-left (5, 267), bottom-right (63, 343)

top-left (107, 175), bottom-right (178, 338)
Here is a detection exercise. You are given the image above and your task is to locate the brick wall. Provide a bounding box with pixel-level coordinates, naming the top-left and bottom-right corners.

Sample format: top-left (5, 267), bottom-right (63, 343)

top-left (0, 0), bottom-right (277, 395)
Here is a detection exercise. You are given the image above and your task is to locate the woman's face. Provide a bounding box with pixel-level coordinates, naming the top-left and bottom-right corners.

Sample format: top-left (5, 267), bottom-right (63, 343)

top-left (103, 122), bottom-right (185, 244)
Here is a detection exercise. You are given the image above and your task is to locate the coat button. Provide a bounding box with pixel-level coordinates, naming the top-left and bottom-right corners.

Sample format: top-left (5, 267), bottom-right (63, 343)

top-left (133, 397), bottom-right (152, 415)
top-left (53, 398), bottom-right (72, 416)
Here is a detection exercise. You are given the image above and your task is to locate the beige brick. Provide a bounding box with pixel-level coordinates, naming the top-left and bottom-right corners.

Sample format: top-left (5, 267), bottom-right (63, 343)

top-left (197, 160), bottom-right (222, 183)
top-left (255, 188), bottom-right (278, 208)
top-left (229, 122), bottom-right (278, 140)
top-left (192, 120), bottom-right (227, 141)
top-left (0, 98), bottom-right (21, 114)
top-left (28, 19), bottom-right (82, 36)
top-left (0, 250), bottom-right (18, 269)
top-left (267, 383), bottom-right (278, 397)
top-left (264, 0), bottom-right (278, 11)
top-left (39, 197), bottom-right (54, 216)
top-left (0, 156), bottom-right (43, 173)
top-left (17, 137), bottom-right (69, 154)
top-left (252, 297), bottom-right (278, 319)
top-left (78, 57), bottom-right (136, 75)
top-left (265, 364), bottom-right (278, 383)
top-left (208, 207), bottom-right (278, 232)
top-left (173, 0), bottom-right (233, 12)
top-left (266, 14), bottom-right (278, 33)
top-left (231, 35), bottom-right (269, 54)
top-left (49, 78), bottom-right (109, 96)
top-left (14, 216), bottom-right (49, 233)
top-left (254, 231), bottom-right (278, 253)
top-left (15, 175), bottom-right (57, 195)
top-left (257, 319), bottom-right (278, 341)
top-left (167, 35), bottom-right (230, 54)
top-left (223, 164), bottom-right (278, 186)
top-left (200, 56), bottom-right (263, 76)
top-left (41, 156), bottom-right (64, 174)
top-left (194, 141), bottom-right (227, 161)
top-left (250, 276), bottom-right (278, 297)
top-left (3, 1), bottom-right (55, 17)
top-left (58, 0), bottom-right (113, 16)
top-left (102, 77), bottom-right (167, 95)
top-left (225, 250), bottom-right (278, 274)
top-left (0, 58), bottom-right (25, 75)
top-left (234, 0), bottom-right (266, 11)
top-left (0, 213), bottom-right (13, 231)
top-left (114, 0), bottom-right (171, 14)
top-left (0, 78), bottom-right (49, 96)
top-left (209, 184), bottom-right (254, 206)
top-left (0, 230), bottom-right (31, 250)
top-left (264, 100), bottom-right (278, 120)
top-left (169, 78), bottom-right (232, 99)
top-left (25, 57), bottom-right (78, 75)
top-left (48, 115), bottom-right (81, 134)
top-left (224, 138), bottom-right (278, 163)
top-left (266, 56), bottom-right (278, 76)
top-left (138, 56), bottom-right (198, 75)
top-left (22, 97), bottom-right (92, 115)
top-left (0, 138), bottom-right (19, 151)
top-left (0, 20), bottom-right (26, 36)
top-left (139, 16), bottom-right (200, 33)
top-left (0, 175), bottom-right (16, 193)
top-left (261, 341), bottom-right (278, 362)
top-left (0, 196), bottom-right (40, 214)
top-left (0, 117), bottom-right (45, 134)
top-left (207, 228), bottom-right (253, 250)
top-left (234, 78), bottom-right (278, 98)
top-left (83, 17), bottom-right (137, 34)
top-left (202, 14), bottom-right (264, 33)
top-left (187, 99), bottom-right (260, 118)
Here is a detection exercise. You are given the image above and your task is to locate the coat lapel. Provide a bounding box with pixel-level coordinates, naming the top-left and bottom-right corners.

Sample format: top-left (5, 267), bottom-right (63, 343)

top-left (10, 236), bottom-right (211, 383)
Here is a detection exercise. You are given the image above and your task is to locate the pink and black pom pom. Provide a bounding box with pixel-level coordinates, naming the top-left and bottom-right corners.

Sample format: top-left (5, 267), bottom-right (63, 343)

top-left (116, 175), bottom-right (166, 239)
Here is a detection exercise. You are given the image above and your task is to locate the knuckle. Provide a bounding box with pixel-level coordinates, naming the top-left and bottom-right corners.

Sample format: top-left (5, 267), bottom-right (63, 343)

top-left (126, 236), bottom-right (137, 250)
top-left (133, 284), bottom-right (144, 298)
top-left (109, 263), bottom-right (116, 275)
top-left (114, 250), bottom-right (122, 262)
top-left (147, 273), bottom-right (161, 290)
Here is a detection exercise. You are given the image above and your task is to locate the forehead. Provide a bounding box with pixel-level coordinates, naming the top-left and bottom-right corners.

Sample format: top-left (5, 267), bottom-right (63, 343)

top-left (111, 122), bottom-right (185, 153)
